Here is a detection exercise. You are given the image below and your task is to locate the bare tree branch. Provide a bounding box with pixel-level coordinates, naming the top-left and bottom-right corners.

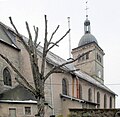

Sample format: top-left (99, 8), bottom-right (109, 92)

top-left (48, 25), bottom-right (59, 46)
top-left (0, 53), bottom-right (36, 94)
top-left (15, 77), bottom-right (37, 96)
top-left (9, 17), bottom-right (19, 34)
top-left (36, 42), bottom-right (41, 48)
top-left (55, 69), bottom-right (79, 74)
top-left (25, 23), bottom-right (41, 91)
top-left (33, 26), bottom-right (39, 46)
top-left (49, 42), bottom-right (59, 47)
top-left (41, 15), bottom-right (48, 77)
top-left (44, 67), bottom-right (78, 81)
top-left (9, 17), bottom-right (30, 54)
top-left (44, 50), bottom-right (92, 81)
top-left (26, 22), bottom-right (33, 48)
top-left (47, 29), bottom-right (70, 52)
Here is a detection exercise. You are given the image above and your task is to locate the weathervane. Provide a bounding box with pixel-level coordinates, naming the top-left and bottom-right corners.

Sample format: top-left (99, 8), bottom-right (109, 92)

top-left (85, 1), bottom-right (89, 18)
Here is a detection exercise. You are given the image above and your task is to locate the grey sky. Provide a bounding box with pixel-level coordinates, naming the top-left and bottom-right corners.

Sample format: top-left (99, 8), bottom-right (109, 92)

top-left (0, 0), bottom-right (120, 107)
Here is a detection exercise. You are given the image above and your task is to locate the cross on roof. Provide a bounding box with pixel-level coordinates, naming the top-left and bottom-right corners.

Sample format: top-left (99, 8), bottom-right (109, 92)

top-left (85, 1), bottom-right (89, 18)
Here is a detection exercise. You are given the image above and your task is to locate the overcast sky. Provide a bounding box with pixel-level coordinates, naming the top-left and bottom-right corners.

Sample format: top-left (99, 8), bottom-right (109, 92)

top-left (0, 0), bottom-right (120, 107)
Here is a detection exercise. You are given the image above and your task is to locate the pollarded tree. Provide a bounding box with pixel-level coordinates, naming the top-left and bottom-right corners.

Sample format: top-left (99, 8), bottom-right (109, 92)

top-left (0, 15), bottom-right (92, 117)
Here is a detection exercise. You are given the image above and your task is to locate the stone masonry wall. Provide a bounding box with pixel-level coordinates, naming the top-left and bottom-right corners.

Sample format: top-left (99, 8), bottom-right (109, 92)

top-left (69, 109), bottom-right (120, 117)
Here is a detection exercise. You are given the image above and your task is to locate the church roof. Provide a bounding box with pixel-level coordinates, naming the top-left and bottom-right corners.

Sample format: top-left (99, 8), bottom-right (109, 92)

top-left (37, 45), bottom-right (115, 95)
top-left (0, 22), bottom-right (19, 50)
top-left (0, 85), bottom-right (36, 101)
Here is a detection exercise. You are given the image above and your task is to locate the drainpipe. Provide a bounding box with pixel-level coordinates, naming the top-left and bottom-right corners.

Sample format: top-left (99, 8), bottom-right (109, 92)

top-left (51, 74), bottom-right (55, 115)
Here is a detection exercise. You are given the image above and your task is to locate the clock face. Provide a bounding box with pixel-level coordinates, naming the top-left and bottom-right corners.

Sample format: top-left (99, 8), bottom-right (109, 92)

top-left (98, 71), bottom-right (101, 78)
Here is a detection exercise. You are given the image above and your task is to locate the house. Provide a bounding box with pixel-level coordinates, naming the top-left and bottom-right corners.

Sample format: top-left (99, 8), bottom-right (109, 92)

top-left (0, 16), bottom-right (116, 117)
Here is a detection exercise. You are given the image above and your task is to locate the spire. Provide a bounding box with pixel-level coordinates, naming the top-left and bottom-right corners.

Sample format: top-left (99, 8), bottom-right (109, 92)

top-left (84, 1), bottom-right (91, 34)
top-left (78, 0), bottom-right (98, 47)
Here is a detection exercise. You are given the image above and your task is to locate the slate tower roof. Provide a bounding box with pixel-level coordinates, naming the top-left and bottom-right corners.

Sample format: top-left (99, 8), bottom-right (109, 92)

top-left (78, 16), bottom-right (98, 47)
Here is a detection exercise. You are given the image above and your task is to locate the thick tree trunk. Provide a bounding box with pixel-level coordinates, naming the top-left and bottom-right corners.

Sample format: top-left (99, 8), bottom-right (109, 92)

top-left (35, 97), bottom-right (45, 117)
top-left (35, 79), bottom-right (45, 117)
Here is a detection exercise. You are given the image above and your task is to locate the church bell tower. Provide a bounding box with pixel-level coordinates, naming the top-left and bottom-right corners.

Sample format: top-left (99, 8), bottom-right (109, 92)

top-left (72, 15), bottom-right (105, 84)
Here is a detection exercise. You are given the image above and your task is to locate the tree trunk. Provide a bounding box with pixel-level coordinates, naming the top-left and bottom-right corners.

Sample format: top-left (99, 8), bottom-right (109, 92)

top-left (35, 97), bottom-right (45, 117)
top-left (35, 79), bottom-right (45, 117)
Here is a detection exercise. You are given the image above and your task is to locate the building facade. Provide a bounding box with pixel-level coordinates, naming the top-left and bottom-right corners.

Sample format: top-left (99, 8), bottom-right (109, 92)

top-left (0, 16), bottom-right (116, 117)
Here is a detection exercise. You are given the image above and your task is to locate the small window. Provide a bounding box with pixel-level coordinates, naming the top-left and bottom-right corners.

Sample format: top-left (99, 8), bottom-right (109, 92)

top-left (86, 53), bottom-right (89, 59)
top-left (3, 67), bottom-right (12, 86)
top-left (79, 84), bottom-right (82, 99)
top-left (9, 108), bottom-right (16, 117)
top-left (78, 53), bottom-right (89, 62)
top-left (62, 79), bottom-right (68, 95)
top-left (104, 94), bottom-right (107, 108)
top-left (25, 107), bottom-right (31, 115)
top-left (88, 88), bottom-right (92, 101)
top-left (97, 92), bottom-right (100, 108)
top-left (110, 96), bottom-right (112, 108)
top-left (97, 53), bottom-right (102, 63)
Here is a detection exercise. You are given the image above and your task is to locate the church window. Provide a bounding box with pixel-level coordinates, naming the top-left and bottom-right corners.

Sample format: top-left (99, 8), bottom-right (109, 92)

top-left (62, 78), bottom-right (68, 95)
top-left (110, 96), bottom-right (112, 108)
top-left (3, 67), bottom-right (12, 86)
top-left (88, 88), bottom-right (92, 101)
top-left (72, 78), bottom-right (74, 97)
top-left (76, 79), bottom-right (79, 98)
top-left (104, 94), bottom-right (107, 108)
top-left (78, 53), bottom-right (89, 62)
top-left (79, 84), bottom-right (82, 99)
top-left (97, 53), bottom-right (102, 63)
top-left (97, 92), bottom-right (100, 108)
top-left (25, 107), bottom-right (31, 115)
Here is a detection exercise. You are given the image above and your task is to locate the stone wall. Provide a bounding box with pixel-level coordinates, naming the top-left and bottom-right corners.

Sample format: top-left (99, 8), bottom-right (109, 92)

top-left (69, 109), bottom-right (120, 117)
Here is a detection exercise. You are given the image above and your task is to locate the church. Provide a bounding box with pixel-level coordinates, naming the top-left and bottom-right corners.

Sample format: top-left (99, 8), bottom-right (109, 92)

top-left (0, 15), bottom-right (116, 117)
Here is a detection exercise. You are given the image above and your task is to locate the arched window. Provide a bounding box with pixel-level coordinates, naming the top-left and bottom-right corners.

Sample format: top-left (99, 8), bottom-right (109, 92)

top-left (104, 94), bottom-right (107, 108)
top-left (79, 84), bottom-right (82, 99)
top-left (88, 88), bottom-right (92, 101)
top-left (110, 96), bottom-right (112, 108)
top-left (97, 92), bottom-right (100, 108)
top-left (3, 67), bottom-right (12, 86)
top-left (76, 79), bottom-right (79, 98)
top-left (62, 79), bottom-right (68, 95)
